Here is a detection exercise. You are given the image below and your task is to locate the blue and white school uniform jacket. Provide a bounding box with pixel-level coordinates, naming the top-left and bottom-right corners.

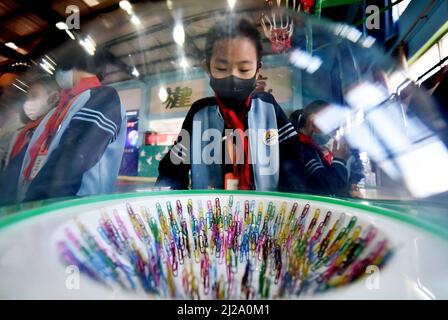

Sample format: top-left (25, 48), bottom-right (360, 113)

top-left (156, 92), bottom-right (306, 192)
top-left (18, 86), bottom-right (126, 201)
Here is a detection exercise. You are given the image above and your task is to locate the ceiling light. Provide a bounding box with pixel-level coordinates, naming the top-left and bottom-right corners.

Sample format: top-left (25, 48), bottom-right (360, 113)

top-left (83, 0), bottom-right (100, 7)
top-left (56, 22), bottom-right (68, 30)
top-left (173, 23), bottom-right (185, 46)
top-left (5, 42), bottom-right (18, 50)
top-left (131, 67), bottom-right (140, 77)
top-left (130, 15), bottom-right (141, 26)
top-left (119, 1), bottom-right (133, 15)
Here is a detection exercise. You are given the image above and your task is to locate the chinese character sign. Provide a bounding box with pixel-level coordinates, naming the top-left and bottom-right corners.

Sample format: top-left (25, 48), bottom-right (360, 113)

top-left (150, 78), bottom-right (206, 114)
top-left (163, 86), bottom-right (193, 109)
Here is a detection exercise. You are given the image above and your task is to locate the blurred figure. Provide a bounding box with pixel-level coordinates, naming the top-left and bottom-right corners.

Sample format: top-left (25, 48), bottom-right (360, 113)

top-left (0, 85), bottom-right (26, 172)
top-left (0, 77), bottom-right (59, 205)
top-left (15, 44), bottom-right (126, 203)
top-left (290, 100), bottom-right (350, 196)
top-left (346, 149), bottom-right (366, 198)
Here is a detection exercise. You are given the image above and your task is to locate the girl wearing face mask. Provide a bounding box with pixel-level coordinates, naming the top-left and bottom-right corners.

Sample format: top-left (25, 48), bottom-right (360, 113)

top-left (290, 100), bottom-right (350, 196)
top-left (156, 18), bottom-right (305, 192)
top-left (16, 43), bottom-right (126, 203)
top-left (8, 78), bottom-right (59, 165)
top-left (0, 77), bottom-right (59, 206)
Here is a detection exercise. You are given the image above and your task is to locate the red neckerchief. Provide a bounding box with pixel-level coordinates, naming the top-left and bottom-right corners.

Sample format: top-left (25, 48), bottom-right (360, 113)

top-left (216, 95), bottom-right (253, 190)
top-left (298, 132), bottom-right (333, 166)
top-left (10, 117), bottom-right (43, 160)
top-left (23, 76), bottom-right (101, 180)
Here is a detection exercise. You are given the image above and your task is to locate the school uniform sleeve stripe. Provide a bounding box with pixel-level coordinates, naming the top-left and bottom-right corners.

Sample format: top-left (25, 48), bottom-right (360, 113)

top-left (306, 164), bottom-right (325, 179)
top-left (71, 115), bottom-right (116, 137)
top-left (278, 123), bottom-right (294, 135)
top-left (305, 159), bottom-right (319, 169)
top-left (278, 126), bottom-right (295, 139)
top-left (278, 123), bottom-right (289, 133)
top-left (278, 131), bottom-right (297, 143)
top-left (176, 142), bottom-right (189, 152)
top-left (333, 160), bottom-right (346, 167)
top-left (306, 162), bottom-right (322, 175)
top-left (24, 86), bottom-right (124, 202)
top-left (172, 151), bottom-right (186, 162)
top-left (172, 144), bottom-right (187, 158)
top-left (75, 110), bottom-right (117, 135)
top-left (80, 107), bottom-right (118, 132)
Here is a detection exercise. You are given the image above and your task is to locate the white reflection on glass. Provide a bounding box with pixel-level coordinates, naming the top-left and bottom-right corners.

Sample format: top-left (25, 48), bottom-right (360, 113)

top-left (158, 87), bottom-right (168, 102)
top-left (79, 36), bottom-right (96, 56)
top-left (313, 103), bottom-right (348, 134)
top-left (413, 279), bottom-right (436, 300)
top-left (320, 81), bottom-right (448, 198)
top-left (396, 138), bottom-right (448, 198)
top-left (179, 56), bottom-right (189, 69)
top-left (289, 49), bottom-right (322, 74)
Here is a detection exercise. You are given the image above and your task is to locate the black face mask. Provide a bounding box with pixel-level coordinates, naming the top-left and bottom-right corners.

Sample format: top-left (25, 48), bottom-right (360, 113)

top-left (210, 75), bottom-right (257, 101)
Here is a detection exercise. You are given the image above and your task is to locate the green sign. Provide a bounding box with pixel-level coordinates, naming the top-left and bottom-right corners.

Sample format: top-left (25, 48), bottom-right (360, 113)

top-left (138, 145), bottom-right (170, 178)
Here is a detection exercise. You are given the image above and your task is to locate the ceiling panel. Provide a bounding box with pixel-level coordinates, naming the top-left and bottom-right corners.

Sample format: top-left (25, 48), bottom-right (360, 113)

top-left (0, 0), bottom-right (20, 16)
top-left (2, 13), bottom-right (47, 37)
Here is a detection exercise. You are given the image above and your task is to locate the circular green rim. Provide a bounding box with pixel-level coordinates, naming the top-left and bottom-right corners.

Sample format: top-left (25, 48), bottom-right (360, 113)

top-left (0, 190), bottom-right (447, 241)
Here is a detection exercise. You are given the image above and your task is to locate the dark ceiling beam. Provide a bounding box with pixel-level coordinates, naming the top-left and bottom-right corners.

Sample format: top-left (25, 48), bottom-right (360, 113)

top-left (0, 25), bottom-right (25, 43)
top-left (5, 29), bottom-right (47, 47)
top-left (8, 0), bottom-right (71, 60)
top-left (115, 34), bottom-right (271, 61)
top-left (0, 4), bottom-right (32, 23)
top-left (103, 50), bottom-right (134, 74)
top-left (102, 5), bottom-right (266, 48)
top-left (116, 42), bottom-right (174, 59)
top-left (104, 53), bottom-right (197, 78)
top-left (13, 0), bottom-right (66, 26)
top-left (0, 44), bottom-right (29, 61)
top-left (104, 33), bottom-right (275, 79)
top-left (74, 0), bottom-right (152, 23)
top-left (5, 0), bottom-right (133, 78)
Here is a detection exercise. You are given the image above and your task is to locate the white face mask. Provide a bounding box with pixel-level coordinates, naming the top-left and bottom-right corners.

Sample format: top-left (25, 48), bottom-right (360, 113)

top-left (55, 69), bottom-right (74, 89)
top-left (23, 96), bottom-right (52, 121)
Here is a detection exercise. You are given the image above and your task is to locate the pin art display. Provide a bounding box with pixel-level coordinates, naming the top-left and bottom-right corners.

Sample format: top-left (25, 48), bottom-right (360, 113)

top-left (57, 197), bottom-right (389, 299)
top-left (0, 191), bottom-right (447, 299)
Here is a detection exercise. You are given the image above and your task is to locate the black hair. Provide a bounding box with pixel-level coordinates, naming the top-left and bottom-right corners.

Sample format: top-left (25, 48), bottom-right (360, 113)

top-left (204, 18), bottom-right (263, 67)
top-left (54, 41), bottom-right (107, 77)
top-left (290, 100), bottom-right (328, 131)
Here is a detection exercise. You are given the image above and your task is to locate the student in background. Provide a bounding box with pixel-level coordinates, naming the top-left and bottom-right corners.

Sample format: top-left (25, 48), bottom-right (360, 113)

top-left (290, 100), bottom-right (350, 196)
top-left (0, 85), bottom-right (25, 172)
top-left (0, 77), bottom-right (59, 205)
top-left (156, 18), bottom-right (305, 192)
top-left (17, 44), bottom-right (126, 202)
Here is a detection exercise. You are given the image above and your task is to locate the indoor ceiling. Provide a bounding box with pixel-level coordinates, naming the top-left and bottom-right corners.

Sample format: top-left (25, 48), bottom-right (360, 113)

top-left (0, 0), bottom-right (364, 84)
